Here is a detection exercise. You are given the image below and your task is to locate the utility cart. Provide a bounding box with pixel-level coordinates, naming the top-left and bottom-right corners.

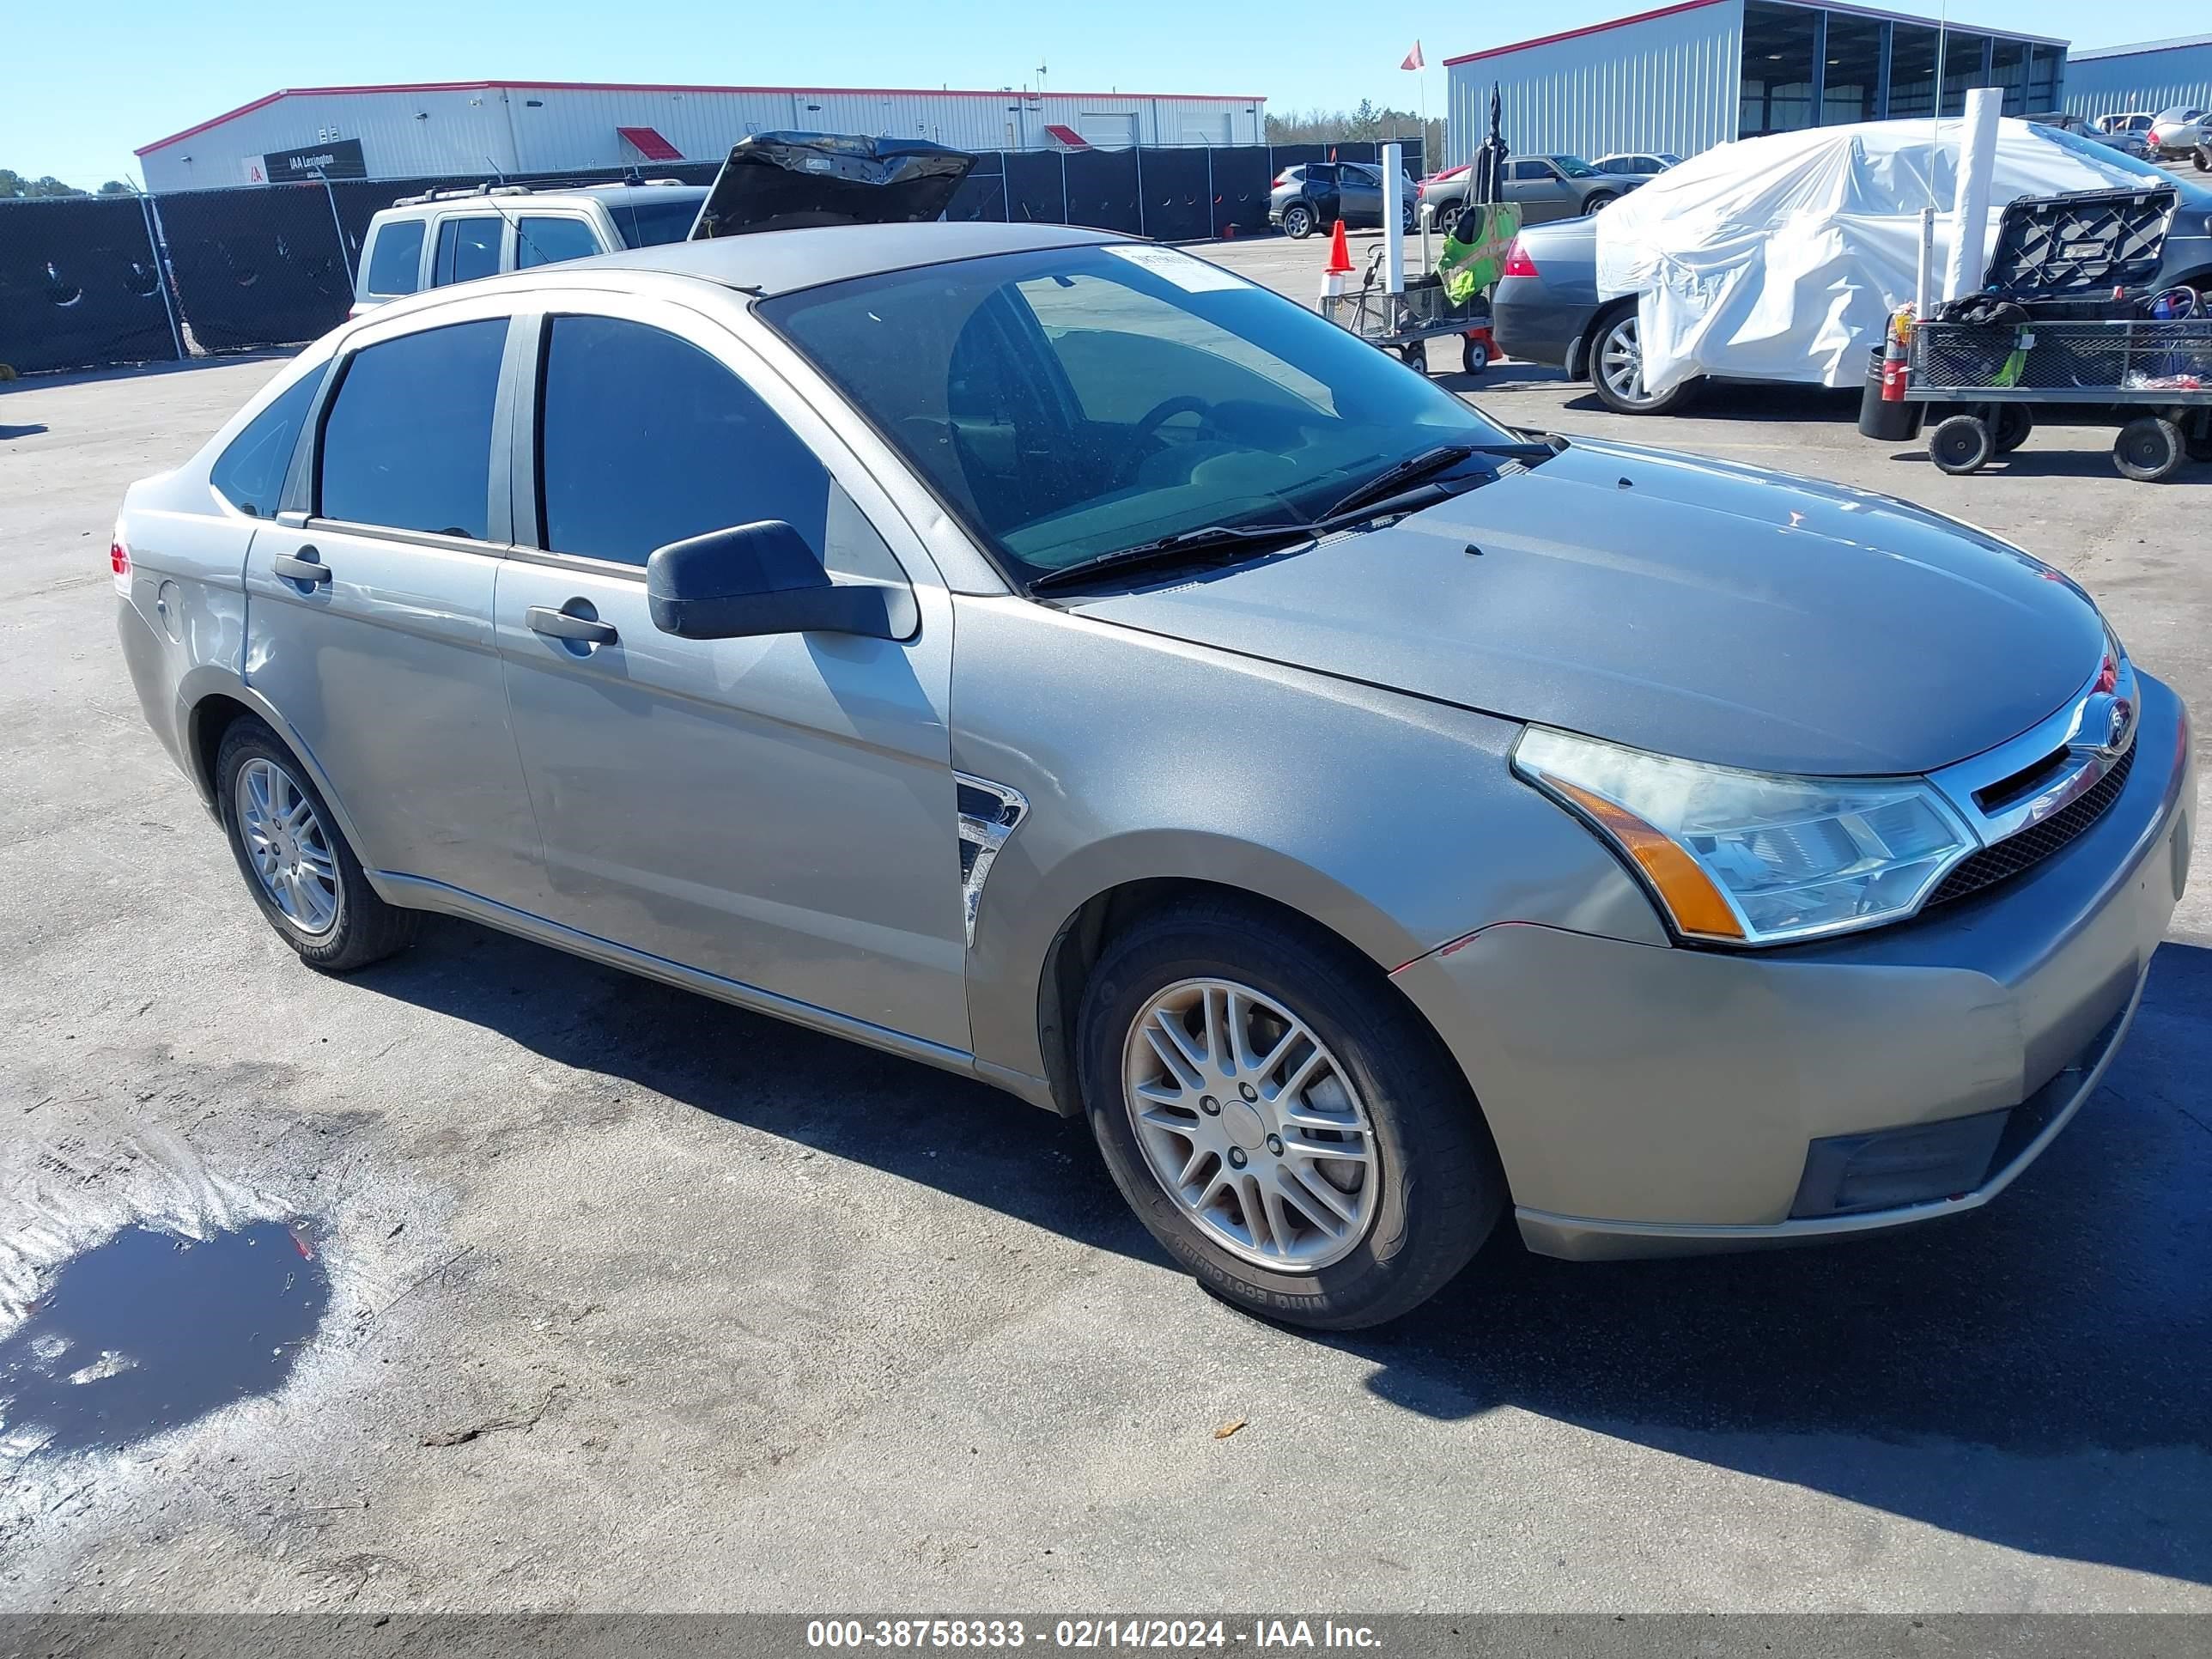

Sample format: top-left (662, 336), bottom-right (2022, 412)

top-left (1876, 183), bottom-right (2212, 480)
top-left (1321, 242), bottom-right (1498, 378)
top-left (1910, 315), bottom-right (2212, 480)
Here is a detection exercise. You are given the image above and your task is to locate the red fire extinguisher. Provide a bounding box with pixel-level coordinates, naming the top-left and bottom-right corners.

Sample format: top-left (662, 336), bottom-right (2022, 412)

top-left (1880, 307), bottom-right (1912, 403)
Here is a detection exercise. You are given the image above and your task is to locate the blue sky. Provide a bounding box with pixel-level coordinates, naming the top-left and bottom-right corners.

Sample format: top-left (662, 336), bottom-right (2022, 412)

top-left (6, 0), bottom-right (2124, 190)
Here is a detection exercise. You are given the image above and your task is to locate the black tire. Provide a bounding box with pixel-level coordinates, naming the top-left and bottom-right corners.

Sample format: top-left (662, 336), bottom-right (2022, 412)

top-left (1462, 335), bottom-right (1491, 377)
top-left (2196, 147), bottom-right (2210, 173)
top-left (2115, 416), bottom-right (2185, 482)
top-left (1588, 302), bottom-right (1693, 415)
top-left (1929, 412), bottom-right (1994, 475)
top-left (1992, 404), bottom-right (2034, 454)
top-left (1396, 341), bottom-right (1428, 371)
top-left (1282, 204), bottom-right (1315, 240)
top-left (1400, 200), bottom-right (1417, 234)
top-left (1585, 191), bottom-right (1620, 215)
top-left (1077, 898), bottom-right (1504, 1331)
top-left (215, 717), bottom-right (418, 973)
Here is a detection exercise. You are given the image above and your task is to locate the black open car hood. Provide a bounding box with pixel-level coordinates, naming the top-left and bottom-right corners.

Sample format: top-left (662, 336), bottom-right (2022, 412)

top-left (689, 131), bottom-right (978, 238)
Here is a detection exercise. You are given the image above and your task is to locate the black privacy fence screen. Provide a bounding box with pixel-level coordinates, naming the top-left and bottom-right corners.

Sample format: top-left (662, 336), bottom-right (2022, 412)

top-left (0, 140), bottom-right (1424, 374)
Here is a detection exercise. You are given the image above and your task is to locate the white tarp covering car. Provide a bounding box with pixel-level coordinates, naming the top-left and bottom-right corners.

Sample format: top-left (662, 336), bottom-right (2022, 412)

top-left (1595, 118), bottom-right (2167, 395)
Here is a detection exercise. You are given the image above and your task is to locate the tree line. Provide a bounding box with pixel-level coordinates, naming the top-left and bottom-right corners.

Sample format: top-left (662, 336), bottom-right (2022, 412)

top-left (1265, 100), bottom-right (1444, 166)
top-left (3, 170), bottom-right (134, 198)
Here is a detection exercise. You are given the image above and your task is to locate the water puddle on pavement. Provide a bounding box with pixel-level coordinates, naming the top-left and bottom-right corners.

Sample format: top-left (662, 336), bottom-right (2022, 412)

top-left (0, 1221), bottom-right (328, 1459)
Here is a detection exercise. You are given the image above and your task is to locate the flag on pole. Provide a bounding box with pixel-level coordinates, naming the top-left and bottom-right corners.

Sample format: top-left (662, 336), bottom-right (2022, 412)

top-left (1401, 41), bottom-right (1425, 70)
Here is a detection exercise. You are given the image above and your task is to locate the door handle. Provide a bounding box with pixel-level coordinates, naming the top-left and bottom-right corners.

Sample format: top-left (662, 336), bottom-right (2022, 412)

top-left (526, 605), bottom-right (618, 646)
top-left (272, 549), bottom-right (331, 585)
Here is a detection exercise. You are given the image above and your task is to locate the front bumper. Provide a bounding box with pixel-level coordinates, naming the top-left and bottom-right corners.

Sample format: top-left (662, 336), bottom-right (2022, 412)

top-left (1391, 673), bottom-right (2196, 1259)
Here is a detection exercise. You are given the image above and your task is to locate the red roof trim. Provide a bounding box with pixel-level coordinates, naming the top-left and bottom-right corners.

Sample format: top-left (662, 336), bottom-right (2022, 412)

top-left (616, 125), bottom-right (683, 161)
top-left (1443, 0), bottom-right (1728, 65)
top-left (137, 81), bottom-right (1270, 155)
top-left (1042, 124), bottom-right (1090, 147)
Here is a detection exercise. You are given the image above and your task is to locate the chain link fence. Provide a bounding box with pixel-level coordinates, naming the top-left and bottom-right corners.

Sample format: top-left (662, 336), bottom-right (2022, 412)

top-left (2, 140), bottom-right (1423, 374)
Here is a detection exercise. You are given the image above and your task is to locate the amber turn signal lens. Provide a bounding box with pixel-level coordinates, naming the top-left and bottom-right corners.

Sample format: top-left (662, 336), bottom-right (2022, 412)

top-left (1546, 777), bottom-right (1746, 941)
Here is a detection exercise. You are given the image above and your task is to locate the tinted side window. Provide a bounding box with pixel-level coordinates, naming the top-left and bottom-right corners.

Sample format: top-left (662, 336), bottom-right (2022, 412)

top-left (211, 371), bottom-right (321, 518)
top-left (319, 319), bottom-right (507, 538)
top-left (365, 220), bottom-right (425, 295)
top-left (537, 314), bottom-right (829, 566)
top-left (433, 217), bottom-right (501, 286)
top-left (516, 216), bottom-right (604, 269)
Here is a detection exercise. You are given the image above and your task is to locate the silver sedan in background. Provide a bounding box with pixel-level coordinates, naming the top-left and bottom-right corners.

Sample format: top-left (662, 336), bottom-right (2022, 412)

top-left (115, 222), bottom-right (2194, 1328)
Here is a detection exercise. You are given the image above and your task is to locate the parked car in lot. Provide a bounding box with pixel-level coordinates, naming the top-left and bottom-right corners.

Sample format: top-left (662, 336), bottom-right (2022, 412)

top-left (2097, 112), bottom-right (2155, 143)
top-left (115, 222), bottom-right (2194, 1329)
top-left (1594, 152), bottom-right (1681, 176)
top-left (351, 180), bottom-right (708, 314)
top-left (1419, 154), bottom-right (1640, 228)
top-left (2033, 112), bottom-right (2148, 159)
top-left (2147, 106), bottom-right (2210, 160)
top-left (1497, 126), bottom-right (2212, 413)
top-left (1268, 162), bottom-right (1416, 238)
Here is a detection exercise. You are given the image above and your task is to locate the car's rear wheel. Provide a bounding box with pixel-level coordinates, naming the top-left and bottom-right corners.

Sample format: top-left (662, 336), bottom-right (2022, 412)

top-left (1078, 899), bottom-right (1503, 1330)
top-left (1589, 305), bottom-right (1692, 415)
top-left (1283, 204), bottom-right (1315, 239)
top-left (216, 718), bottom-right (417, 972)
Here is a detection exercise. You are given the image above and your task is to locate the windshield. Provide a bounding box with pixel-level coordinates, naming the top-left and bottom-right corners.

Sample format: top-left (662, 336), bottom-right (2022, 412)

top-left (760, 244), bottom-right (1513, 580)
top-left (1550, 155), bottom-right (1601, 178)
top-left (2033, 124), bottom-right (2179, 184)
top-left (607, 195), bottom-right (708, 248)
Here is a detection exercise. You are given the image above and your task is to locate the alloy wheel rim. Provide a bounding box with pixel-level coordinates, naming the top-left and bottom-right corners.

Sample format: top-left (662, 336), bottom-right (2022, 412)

top-left (236, 757), bottom-right (340, 937)
top-left (1121, 977), bottom-right (1380, 1272)
top-left (1599, 316), bottom-right (1650, 402)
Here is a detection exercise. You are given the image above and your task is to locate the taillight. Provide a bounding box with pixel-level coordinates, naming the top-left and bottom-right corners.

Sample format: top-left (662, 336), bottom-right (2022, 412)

top-left (1273, 171), bottom-right (1290, 186)
top-left (110, 524), bottom-right (131, 594)
top-left (1501, 238), bottom-right (1539, 279)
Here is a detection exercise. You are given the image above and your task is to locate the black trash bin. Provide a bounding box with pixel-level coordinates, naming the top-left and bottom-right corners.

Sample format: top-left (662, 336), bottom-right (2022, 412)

top-left (1857, 345), bottom-right (1922, 441)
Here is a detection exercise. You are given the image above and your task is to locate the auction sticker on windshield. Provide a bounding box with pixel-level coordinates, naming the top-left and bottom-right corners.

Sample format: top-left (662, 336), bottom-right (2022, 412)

top-left (1102, 244), bottom-right (1249, 293)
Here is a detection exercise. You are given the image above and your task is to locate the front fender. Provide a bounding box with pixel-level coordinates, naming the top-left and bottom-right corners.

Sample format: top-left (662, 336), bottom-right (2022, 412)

top-left (949, 595), bottom-right (1665, 1090)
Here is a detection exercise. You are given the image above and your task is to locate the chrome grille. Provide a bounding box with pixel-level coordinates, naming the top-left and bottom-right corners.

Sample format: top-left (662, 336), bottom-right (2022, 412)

top-left (1927, 745), bottom-right (2135, 908)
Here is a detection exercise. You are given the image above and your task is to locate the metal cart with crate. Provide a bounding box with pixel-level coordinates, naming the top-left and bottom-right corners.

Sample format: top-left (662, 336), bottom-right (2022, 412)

top-left (1907, 315), bottom-right (2212, 481)
top-left (1321, 244), bottom-right (1497, 378)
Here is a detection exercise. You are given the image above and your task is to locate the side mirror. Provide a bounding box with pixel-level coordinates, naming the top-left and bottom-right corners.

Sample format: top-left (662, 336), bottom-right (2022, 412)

top-left (645, 520), bottom-right (915, 641)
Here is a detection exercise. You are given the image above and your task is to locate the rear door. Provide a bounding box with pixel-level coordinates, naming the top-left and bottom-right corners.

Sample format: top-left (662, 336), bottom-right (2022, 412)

top-left (429, 214), bottom-right (503, 288)
top-left (1304, 163), bottom-right (1342, 222)
top-left (491, 293), bottom-right (969, 1049)
top-left (514, 214), bottom-right (606, 270)
top-left (1505, 159), bottom-right (1577, 223)
top-left (1338, 164), bottom-right (1382, 225)
top-left (244, 295), bottom-right (542, 906)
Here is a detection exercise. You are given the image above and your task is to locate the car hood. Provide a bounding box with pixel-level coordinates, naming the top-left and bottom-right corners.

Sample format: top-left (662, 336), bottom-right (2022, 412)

top-left (1065, 439), bottom-right (2106, 776)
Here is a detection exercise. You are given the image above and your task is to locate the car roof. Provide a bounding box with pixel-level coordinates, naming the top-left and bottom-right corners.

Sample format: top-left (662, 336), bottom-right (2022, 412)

top-left (580, 218), bottom-right (1126, 296)
top-left (373, 182), bottom-right (708, 219)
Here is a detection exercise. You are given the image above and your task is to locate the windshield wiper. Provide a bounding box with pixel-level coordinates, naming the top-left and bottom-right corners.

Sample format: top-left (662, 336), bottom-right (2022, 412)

top-left (1027, 520), bottom-right (1316, 593)
top-left (1322, 439), bottom-right (1554, 521)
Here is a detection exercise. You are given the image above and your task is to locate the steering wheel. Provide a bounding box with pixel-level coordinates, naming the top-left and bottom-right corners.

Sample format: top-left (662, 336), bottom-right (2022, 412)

top-left (1117, 395), bottom-right (1221, 485)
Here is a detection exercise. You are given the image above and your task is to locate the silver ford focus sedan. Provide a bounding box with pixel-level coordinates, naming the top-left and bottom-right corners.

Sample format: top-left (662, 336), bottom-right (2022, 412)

top-left (114, 222), bottom-right (2196, 1329)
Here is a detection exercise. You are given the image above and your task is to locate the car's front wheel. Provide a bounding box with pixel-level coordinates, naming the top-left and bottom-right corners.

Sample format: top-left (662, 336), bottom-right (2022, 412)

top-left (216, 717), bottom-right (418, 972)
top-left (1078, 899), bottom-right (1503, 1330)
top-left (1589, 303), bottom-right (1692, 415)
top-left (1282, 204), bottom-right (1315, 239)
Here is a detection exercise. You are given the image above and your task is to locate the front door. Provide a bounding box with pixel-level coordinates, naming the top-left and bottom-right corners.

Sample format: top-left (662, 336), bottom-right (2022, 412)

top-left (492, 299), bottom-right (970, 1052)
top-left (242, 305), bottom-right (543, 907)
top-left (1506, 160), bottom-right (1577, 223)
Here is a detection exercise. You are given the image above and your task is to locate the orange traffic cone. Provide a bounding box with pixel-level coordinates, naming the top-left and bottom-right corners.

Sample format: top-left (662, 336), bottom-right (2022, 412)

top-left (1326, 220), bottom-right (1353, 274)
top-left (1319, 219), bottom-right (1354, 301)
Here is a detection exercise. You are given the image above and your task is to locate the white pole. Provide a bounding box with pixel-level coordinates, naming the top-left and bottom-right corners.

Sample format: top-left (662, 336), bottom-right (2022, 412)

top-left (1942, 86), bottom-right (2001, 302)
top-left (1916, 204), bottom-right (1936, 318)
top-left (1382, 140), bottom-right (1406, 295)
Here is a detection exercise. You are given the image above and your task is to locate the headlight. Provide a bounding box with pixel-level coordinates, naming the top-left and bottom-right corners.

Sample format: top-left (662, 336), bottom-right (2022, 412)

top-left (1513, 727), bottom-right (1977, 946)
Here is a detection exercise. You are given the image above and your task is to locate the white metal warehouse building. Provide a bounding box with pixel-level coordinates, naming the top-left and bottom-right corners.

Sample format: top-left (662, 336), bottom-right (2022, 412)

top-left (2063, 37), bottom-right (2212, 122)
top-left (1444, 0), bottom-right (2066, 167)
top-left (136, 81), bottom-right (1270, 192)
